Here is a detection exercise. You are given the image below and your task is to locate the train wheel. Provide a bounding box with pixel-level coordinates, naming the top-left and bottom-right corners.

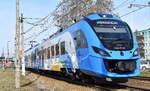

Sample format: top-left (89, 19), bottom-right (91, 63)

top-left (75, 73), bottom-right (80, 80)
top-left (70, 74), bottom-right (76, 81)
top-left (77, 72), bottom-right (94, 84)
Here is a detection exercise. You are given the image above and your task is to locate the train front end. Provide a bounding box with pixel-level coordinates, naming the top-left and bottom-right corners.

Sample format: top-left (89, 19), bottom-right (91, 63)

top-left (79, 13), bottom-right (140, 80)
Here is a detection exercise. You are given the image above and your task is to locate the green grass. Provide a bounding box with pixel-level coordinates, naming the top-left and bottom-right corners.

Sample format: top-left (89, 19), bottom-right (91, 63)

top-left (140, 70), bottom-right (150, 77)
top-left (0, 68), bottom-right (37, 91)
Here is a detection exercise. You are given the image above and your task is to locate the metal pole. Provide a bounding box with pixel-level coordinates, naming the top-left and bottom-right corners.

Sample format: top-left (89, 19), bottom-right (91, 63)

top-left (2, 48), bottom-right (5, 70)
top-left (15, 0), bottom-right (21, 88)
top-left (21, 13), bottom-right (25, 76)
top-left (2, 58), bottom-right (4, 70)
top-left (7, 41), bottom-right (10, 61)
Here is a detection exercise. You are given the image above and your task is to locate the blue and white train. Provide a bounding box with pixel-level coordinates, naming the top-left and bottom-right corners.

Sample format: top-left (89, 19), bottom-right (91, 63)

top-left (25, 13), bottom-right (140, 82)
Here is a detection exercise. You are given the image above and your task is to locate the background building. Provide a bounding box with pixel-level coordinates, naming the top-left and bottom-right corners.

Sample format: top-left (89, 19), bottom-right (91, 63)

top-left (135, 28), bottom-right (150, 60)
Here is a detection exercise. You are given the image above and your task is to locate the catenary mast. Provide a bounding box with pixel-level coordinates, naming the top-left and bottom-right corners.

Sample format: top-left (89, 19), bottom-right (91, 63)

top-left (15, 0), bottom-right (21, 88)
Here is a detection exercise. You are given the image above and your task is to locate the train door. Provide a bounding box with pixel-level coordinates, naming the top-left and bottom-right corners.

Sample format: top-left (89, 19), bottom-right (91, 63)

top-left (67, 36), bottom-right (78, 71)
top-left (41, 48), bottom-right (44, 69)
top-left (44, 47), bottom-right (49, 69)
top-left (55, 43), bottom-right (60, 68)
top-left (60, 41), bottom-right (67, 67)
top-left (51, 45), bottom-right (54, 67)
top-left (47, 46), bottom-right (52, 70)
top-left (31, 52), bottom-right (35, 68)
top-left (35, 48), bottom-right (39, 68)
top-left (48, 46), bottom-right (52, 69)
top-left (72, 30), bottom-right (88, 64)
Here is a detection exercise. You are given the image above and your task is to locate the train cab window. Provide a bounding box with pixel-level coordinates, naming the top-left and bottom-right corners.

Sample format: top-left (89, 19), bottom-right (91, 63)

top-left (73, 30), bottom-right (88, 48)
top-left (61, 42), bottom-right (65, 55)
top-left (51, 46), bottom-right (54, 57)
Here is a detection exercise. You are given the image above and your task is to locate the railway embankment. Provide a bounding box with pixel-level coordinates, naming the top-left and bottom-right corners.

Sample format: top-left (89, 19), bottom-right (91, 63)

top-left (0, 68), bottom-right (42, 91)
top-left (27, 69), bottom-right (150, 91)
top-left (0, 68), bottom-right (150, 91)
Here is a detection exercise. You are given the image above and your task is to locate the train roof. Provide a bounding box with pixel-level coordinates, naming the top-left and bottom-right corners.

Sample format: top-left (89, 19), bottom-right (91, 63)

top-left (25, 13), bottom-right (122, 54)
top-left (86, 13), bottom-right (121, 21)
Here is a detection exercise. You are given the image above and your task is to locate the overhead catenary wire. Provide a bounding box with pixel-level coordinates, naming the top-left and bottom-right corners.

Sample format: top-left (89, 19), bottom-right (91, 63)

top-left (113, 0), bottom-right (130, 10)
top-left (25, 21), bottom-right (54, 41)
top-left (23, 13), bottom-right (52, 34)
top-left (113, 0), bottom-right (136, 11)
top-left (23, 17), bottom-right (42, 20)
top-left (25, 22), bottom-right (52, 39)
top-left (24, 14), bottom-right (55, 46)
top-left (22, 12), bottom-right (54, 51)
top-left (121, 2), bottom-right (150, 17)
top-left (24, 21), bottom-right (44, 26)
top-left (120, 6), bottom-right (145, 17)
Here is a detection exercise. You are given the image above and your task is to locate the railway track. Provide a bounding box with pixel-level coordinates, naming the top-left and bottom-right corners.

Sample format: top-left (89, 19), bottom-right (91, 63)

top-left (26, 68), bottom-right (150, 91)
top-left (130, 76), bottom-right (150, 82)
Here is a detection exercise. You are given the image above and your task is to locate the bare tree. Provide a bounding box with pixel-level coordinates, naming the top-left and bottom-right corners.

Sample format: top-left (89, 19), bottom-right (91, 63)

top-left (52, 0), bottom-right (114, 29)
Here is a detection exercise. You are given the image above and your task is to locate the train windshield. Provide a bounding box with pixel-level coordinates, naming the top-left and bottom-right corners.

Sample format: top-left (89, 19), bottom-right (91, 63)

top-left (90, 20), bottom-right (133, 50)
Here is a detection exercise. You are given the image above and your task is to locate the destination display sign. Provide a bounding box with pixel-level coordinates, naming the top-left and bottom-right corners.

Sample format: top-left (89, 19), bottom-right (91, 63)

top-left (96, 21), bottom-right (118, 25)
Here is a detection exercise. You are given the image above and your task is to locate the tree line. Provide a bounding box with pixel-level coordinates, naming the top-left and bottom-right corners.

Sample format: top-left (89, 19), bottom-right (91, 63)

top-left (52, 0), bottom-right (114, 29)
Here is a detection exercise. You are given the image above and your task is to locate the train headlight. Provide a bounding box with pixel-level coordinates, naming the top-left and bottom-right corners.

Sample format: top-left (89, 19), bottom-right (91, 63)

top-left (92, 46), bottom-right (110, 57)
top-left (133, 48), bottom-right (139, 56)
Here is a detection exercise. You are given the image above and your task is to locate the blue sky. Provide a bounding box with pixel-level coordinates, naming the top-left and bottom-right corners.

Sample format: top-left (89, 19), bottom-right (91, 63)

top-left (113, 0), bottom-right (150, 31)
top-left (0, 0), bottom-right (150, 56)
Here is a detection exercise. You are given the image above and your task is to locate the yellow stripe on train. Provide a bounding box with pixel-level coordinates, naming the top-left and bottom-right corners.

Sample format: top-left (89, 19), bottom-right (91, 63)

top-left (52, 65), bottom-right (61, 71)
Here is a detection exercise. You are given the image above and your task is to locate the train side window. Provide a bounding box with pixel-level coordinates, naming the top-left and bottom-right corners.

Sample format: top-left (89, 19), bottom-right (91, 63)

top-left (50, 46), bottom-right (52, 58)
top-left (51, 46), bottom-right (54, 57)
top-left (43, 49), bottom-right (45, 60)
top-left (39, 51), bottom-right (42, 60)
top-left (56, 44), bottom-right (59, 56)
top-left (54, 45), bottom-right (56, 57)
top-left (42, 49), bottom-right (44, 60)
top-left (44, 49), bottom-right (47, 60)
top-left (46, 48), bottom-right (48, 59)
top-left (38, 51), bottom-right (41, 59)
top-left (47, 47), bottom-right (50, 59)
top-left (31, 53), bottom-right (33, 60)
top-left (60, 42), bottom-right (65, 55)
top-left (73, 30), bottom-right (88, 48)
top-left (32, 52), bottom-right (36, 60)
top-left (59, 43), bottom-right (61, 55)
